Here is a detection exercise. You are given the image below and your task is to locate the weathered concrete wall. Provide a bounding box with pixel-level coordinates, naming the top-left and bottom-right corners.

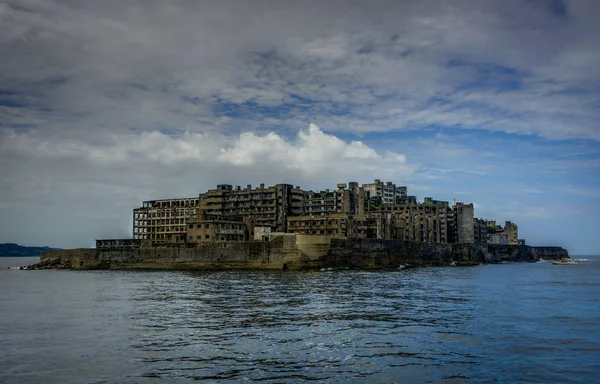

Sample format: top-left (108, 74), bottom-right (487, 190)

top-left (529, 246), bottom-right (569, 260)
top-left (324, 239), bottom-right (459, 269)
top-left (39, 237), bottom-right (569, 271)
top-left (321, 241), bottom-right (568, 269)
top-left (41, 240), bottom-right (296, 270)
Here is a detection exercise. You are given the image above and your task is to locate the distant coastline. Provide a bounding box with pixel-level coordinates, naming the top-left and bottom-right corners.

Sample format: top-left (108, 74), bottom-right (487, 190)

top-left (0, 243), bottom-right (61, 257)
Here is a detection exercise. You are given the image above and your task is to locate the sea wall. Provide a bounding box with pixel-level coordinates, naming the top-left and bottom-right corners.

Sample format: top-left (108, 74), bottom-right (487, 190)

top-left (320, 240), bottom-right (553, 268)
top-left (40, 236), bottom-right (296, 270)
top-left (38, 236), bottom-right (568, 271)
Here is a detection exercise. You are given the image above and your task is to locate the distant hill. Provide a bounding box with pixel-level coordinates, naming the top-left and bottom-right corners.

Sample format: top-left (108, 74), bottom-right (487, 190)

top-left (0, 243), bottom-right (62, 257)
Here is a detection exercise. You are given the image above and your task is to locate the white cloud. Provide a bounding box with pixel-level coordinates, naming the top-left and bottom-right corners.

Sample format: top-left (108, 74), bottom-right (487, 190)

top-left (1, 0), bottom-right (598, 140)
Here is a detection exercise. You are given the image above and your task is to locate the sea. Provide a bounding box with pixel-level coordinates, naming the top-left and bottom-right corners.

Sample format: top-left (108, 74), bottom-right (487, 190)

top-left (1, 256), bottom-right (599, 384)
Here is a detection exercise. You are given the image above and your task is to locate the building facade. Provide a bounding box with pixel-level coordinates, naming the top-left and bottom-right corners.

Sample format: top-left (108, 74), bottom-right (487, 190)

top-left (375, 202), bottom-right (450, 243)
top-left (186, 211), bottom-right (245, 243)
top-left (133, 197), bottom-right (200, 246)
top-left (287, 213), bottom-right (350, 237)
top-left (121, 178), bottom-right (522, 249)
top-left (504, 221), bottom-right (519, 245)
top-left (362, 179), bottom-right (408, 207)
top-left (198, 183), bottom-right (305, 232)
top-left (451, 202), bottom-right (475, 244)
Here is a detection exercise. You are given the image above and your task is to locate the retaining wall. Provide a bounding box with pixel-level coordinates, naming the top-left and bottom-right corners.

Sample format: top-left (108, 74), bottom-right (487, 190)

top-left (39, 237), bottom-right (568, 271)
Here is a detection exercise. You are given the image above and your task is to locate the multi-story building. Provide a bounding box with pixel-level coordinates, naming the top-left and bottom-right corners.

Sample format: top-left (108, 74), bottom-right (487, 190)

top-left (350, 215), bottom-right (380, 239)
top-left (451, 202), bottom-right (474, 243)
top-left (504, 221), bottom-right (518, 245)
top-left (287, 213), bottom-right (350, 237)
top-left (362, 179), bottom-right (408, 207)
top-left (474, 218), bottom-right (489, 244)
top-left (304, 189), bottom-right (339, 217)
top-left (376, 202), bottom-right (450, 243)
top-left (198, 183), bottom-right (304, 232)
top-left (125, 179), bottom-right (520, 248)
top-left (287, 203), bottom-right (450, 243)
top-left (346, 182), bottom-right (365, 215)
top-left (133, 197), bottom-right (200, 246)
top-left (186, 211), bottom-right (245, 243)
top-left (303, 182), bottom-right (365, 217)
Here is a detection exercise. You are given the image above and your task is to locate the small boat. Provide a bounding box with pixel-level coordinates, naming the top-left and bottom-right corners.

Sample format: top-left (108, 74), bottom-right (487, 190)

top-left (549, 258), bottom-right (579, 265)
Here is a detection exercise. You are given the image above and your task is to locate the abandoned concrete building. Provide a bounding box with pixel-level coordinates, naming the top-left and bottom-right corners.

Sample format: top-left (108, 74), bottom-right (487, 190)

top-left (287, 213), bottom-right (350, 237)
top-left (133, 197), bottom-right (200, 246)
top-left (362, 179), bottom-right (406, 205)
top-left (451, 202), bottom-right (475, 244)
top-left (473, 218), bottom-right (520, 246)
top-left (504, 221), bottom-right (519, 245)
top-left (186, 211), bottom-right (246, 243)
top-left (197, 183), bottom-right (305, 233)
top-left (373, 202), bottom-right (450, 243)
top-left (303, 182), bottom-right (364, 217)
top-left (114, 179), bottom-right (520, 249)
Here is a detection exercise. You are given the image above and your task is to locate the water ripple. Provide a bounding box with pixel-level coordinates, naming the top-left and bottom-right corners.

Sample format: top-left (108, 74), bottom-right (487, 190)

top-left (1, 261), bottom-right (600, 383)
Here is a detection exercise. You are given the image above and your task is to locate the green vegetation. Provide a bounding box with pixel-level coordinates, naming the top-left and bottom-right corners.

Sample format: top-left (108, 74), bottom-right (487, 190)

top-left (0, 243), bottom-right (61, 257)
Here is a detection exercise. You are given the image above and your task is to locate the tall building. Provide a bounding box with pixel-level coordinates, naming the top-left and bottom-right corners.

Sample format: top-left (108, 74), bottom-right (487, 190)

top-left (124, 178), bottom-right (523, 248)
top-left (362, 179), bottom-right (408, 206)
top-left (186, 210), bottom-right (245, 243)
top-left (473, 218), bottom-right (489, 244)
top-left (198, 183), bottom-right (304, 232)
top-left (451, 202), bottom-right (474, 243)
top-left (133, 197), bottom-right (200, 246)
top-left (504, 221), bottom-right (518, 245)
top-left (287, 213), bottom-right (349, 237)
top-left (304, 189), bottom-right (340, 216)
top-left (376, 202), bottom-right (450, 243)
top-left (346, 182), bottom-right (365, 215)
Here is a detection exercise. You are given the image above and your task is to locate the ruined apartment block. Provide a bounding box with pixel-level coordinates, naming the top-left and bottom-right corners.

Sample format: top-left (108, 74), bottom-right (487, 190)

top-left (198, 183), bottom-right (304, 233)
top-left (362, 179), bottom-right (408, 206)
top-left (133, 197), bottom-right (200, 246)
top-left (287, 213), bottom-right (350, 237)
top-left (504, 221), bottom-right (519, 245)
top-left (122, 179), bottom-right (519, 249)
top-left (451, 202), bottom-right (475, 244)
top-left (303, 182), bottom-right (364, 217)
top-left (186, 210), bottom-right (245, 244)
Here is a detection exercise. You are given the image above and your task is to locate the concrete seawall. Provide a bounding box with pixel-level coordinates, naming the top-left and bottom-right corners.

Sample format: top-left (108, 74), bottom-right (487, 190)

top-left (37, 235), bottom-right (569, 271)
top-left (323, 240), bottom-right (568, 269)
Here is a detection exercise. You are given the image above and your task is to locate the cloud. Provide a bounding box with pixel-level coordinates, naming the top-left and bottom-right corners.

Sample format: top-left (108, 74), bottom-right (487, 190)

top-left (0, 0), bottom-right (598, 140)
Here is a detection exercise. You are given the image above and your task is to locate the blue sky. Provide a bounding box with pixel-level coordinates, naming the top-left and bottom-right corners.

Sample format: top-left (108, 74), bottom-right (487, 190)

top-left (0, 0), bottom-right (598, 254)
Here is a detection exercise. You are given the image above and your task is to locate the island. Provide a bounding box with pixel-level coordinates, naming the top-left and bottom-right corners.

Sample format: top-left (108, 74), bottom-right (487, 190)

top-left (33, 179), bottom-right (569, 270)
top-left (0, 243), bottom-right (61, 257)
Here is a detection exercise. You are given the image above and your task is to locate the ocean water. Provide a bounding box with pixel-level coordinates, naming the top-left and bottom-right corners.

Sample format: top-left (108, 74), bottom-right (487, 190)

top-left (1, 256), bottom-right (599, 383)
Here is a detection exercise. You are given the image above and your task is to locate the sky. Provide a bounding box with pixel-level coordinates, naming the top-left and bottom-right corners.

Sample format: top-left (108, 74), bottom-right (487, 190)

top-left (0, 0), bottom-right (599, 254)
